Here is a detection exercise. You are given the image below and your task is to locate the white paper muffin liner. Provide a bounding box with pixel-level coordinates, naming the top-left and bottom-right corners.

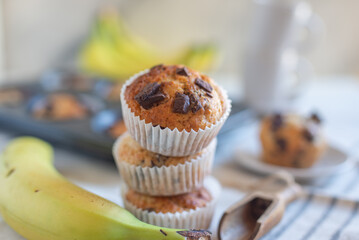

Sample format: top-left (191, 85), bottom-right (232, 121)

top-left (121, 177), bottom-right (221, 229)
top-left (120, 69), bottom-right (232, 156)
top-left (113, 133), bottom-right (217, 196)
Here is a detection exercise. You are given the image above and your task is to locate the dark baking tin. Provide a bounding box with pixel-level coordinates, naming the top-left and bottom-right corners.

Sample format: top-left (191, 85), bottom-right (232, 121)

top-left (41, 70), bottom-right (94, 92)
top-left (93, 80), bottom-right (115, 99)
top-left (91, 109), bottom-right (122, 137)
top-left (92, 80), bottom-right (123, 106)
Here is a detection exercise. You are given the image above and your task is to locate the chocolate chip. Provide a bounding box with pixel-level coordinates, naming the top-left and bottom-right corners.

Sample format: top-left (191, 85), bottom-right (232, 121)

top-left (153, 124), bottom-right (166, 129)
top-left (202, 98), bottom-right (209, 109)
top-left (271, 113), bottom-right (283, 131)
top-left (144, 208), bottom-right (155, 212)
top-left (195, 78), bottom-right (213, 93)
top-left (135, 82), bottom-right (160, 99)
top-left (135, 82), bottom-right (166, 110)
top-left (189, 94), bottom-right (203, 113)
top-left (150, 64), bottom-right (163, 71)
top-left (153, 154), bottom-right (168, 166)
top-left (176, 67), bottom-right (190, 77)
top-left (310, 112), bottom-right (322, 124)
top-left (173, 93), bottom-right (190, 114)
top-left (206, 92), bottom-right (213, 98)
top-left (303, 128), bottom-right (314, 142)
top-left (276, 138), bottom-right (287, 151)
top-left (141, 93), bottom-right (165, 109)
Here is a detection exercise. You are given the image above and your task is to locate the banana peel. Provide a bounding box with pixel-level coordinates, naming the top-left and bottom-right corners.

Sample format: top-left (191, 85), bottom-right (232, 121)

top-left (0, 137), bottom-right (211, 240)
top-left (79, 11), bottom-right (218, 81)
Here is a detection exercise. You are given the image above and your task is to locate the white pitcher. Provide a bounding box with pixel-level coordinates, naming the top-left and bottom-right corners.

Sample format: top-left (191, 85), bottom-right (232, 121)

top-left (243, 0), bottom-right (324, 114)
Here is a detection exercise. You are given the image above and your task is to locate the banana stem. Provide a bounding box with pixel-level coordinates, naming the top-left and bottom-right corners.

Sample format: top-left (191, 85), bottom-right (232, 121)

top-left (134, 225), bottom-right (212, 240)
top-left (116, 214), bottom-right (212, 240)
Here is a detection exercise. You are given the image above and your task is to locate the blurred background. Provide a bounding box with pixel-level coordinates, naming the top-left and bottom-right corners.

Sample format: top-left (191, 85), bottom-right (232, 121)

top-left (1, 0), bottom-right (359, 82)
top-left (0, 0), bottom-right (358, 159)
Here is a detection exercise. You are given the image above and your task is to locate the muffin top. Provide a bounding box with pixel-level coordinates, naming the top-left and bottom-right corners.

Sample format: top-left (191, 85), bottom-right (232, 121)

top-left (125, 187), bottom-right (212, 213)
top-left (261, 113), bottom-right (325, 149)
top-left (33, 93), bottom-right (89, 120)
top-left (124, 64), bottom-right (226, 132)
top-left (117, 133), bottom-right (204, 167)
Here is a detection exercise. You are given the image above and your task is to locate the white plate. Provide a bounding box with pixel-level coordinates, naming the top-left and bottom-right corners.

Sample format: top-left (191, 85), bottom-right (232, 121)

top-left (234, 132), bottom-right (354, 181)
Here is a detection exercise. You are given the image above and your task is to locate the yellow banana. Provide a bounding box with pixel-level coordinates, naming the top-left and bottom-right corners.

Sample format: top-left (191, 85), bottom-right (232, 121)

top-left (175, 44), bottom-right (219, 72)
top-left (80, 39), bottom-right (146, 79)
top-left (0, 137), bottom-right (211, 240)
top-left (96, 12), bottom-right (159, 66)
top-left (79, 11), bottom-right (218, 80)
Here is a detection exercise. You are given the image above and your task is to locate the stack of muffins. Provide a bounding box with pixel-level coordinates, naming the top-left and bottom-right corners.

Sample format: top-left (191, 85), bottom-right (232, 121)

top-left (112, 64), bottom-right (231, 229)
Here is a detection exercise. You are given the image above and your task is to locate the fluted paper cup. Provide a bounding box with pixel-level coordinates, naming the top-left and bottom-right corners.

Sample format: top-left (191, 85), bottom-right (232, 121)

top-left (120, 69), bottom-right (231, 157)
top-left (121, 177), bottom-right (221, 229)
top-left (113, 133), bottom-right (216, 196)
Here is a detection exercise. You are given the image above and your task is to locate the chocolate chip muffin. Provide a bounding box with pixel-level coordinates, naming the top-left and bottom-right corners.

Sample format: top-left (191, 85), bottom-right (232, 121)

top-left (120, 64), bottom-right (231, 156)
top-left (260, 113), bottom-right (326, 168)
top-left (124, 64), bottom-right (226, 132)
top-left (0, 88), bottom-right (24, 107)
top-left (122, 177), bottom-right (220, 229)
top-left (116, 133), bottom-right (204, 167)
top-left (113, 132), bottom-right (216, 196)
top-left (33, 93), bottom-right (89, 120)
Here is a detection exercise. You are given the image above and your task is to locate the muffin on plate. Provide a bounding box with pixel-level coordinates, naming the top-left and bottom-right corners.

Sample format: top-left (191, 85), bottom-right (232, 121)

top-left (121, 177), bottom-right (220, 229)
top-left (120, 64), bottom-right (231, 156)
top-left (260, 113), bottom-right (326, 168)
top-left (113, 132), bottom-right (216, 196)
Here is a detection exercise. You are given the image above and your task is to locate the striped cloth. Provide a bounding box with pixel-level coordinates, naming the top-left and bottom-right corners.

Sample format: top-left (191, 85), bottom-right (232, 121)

top-left (261, 193), bottom-right (359, 240)
top-left (212, 163), bottom-right (359, 240)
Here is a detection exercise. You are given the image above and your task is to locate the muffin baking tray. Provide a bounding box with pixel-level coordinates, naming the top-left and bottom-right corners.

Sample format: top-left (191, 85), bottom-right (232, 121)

top-left (0, 70), bottom-right (253, 161)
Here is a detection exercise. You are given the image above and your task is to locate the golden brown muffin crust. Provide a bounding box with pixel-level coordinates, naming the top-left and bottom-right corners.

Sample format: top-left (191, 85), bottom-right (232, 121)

top-left (126, 187), bottom-right (212, 213)
top-left (260, 113), bottom-right (326, 168)
top-left (117, 133), bottom-right (204, 167)
top-left (124, 64), bottom-right (226, 132)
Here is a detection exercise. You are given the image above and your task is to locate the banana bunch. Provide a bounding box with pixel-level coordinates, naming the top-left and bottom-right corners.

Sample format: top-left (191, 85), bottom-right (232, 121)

top-left (79, 11), bottom-right (218, 81)
top-left (0, 137), bottom-right (211, 240)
